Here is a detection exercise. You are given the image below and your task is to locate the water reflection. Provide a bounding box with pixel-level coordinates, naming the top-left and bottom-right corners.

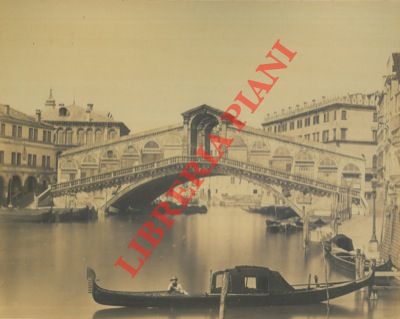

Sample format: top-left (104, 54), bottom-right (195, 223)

top-left (0, 206), bottom-right (399, 319)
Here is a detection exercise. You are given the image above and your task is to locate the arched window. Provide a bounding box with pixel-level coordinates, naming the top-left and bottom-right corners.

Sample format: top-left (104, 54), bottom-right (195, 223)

top-left (77, 129), bottom-right (85, 145)
top-left (107, 129), bottom-right (116, 140)
top-left (65, 128), bottom-right (73, 145)
top-left (59, 107), bottom-right (68, 117)
top-left (56, 129), bottom-right (65, 145)
top-left (86, 129), bottom-right (93, 145)
top-left (95, 129), bottom-right (103, 143)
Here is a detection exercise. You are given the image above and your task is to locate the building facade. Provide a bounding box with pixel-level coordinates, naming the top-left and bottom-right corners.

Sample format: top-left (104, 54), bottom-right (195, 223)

top-left (41, 90), bottom-right (130, 151)
top-left (261, 93), bottom-right (379, 200)
top-left (0, 104), bottom-right (56, 207)
top-left (378, 53), bottom-right (400, 268)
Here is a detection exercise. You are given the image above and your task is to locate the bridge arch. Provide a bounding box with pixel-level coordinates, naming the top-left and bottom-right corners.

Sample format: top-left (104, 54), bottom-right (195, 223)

top-left (100, 148), bottom-right (120, 173)
top-left (318, 157), bottom-right (338, 183)
top-left (271, 146), bottom-right (292, 172)
top-left (294, 150), bottom-right (315, 178)
top-left (121, 145), bottom-right (139, 168)
top-left (188, 111), bottom-right (220, 155)
top-left (342, 163), bottom-right (361, 188)
top-left (141, 141), bottom-right (163, 163)
top-left (249, 140), bottom-right (270, 166)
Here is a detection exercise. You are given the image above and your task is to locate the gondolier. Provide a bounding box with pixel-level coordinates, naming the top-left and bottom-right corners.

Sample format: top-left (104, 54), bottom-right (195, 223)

top-left (167, 276), bottom-right (188, 295)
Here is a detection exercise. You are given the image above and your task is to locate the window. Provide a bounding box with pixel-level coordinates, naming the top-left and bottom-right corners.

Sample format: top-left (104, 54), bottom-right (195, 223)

top-left (372, 130), bottom-right (377, 142)
top-left (322, 130), bottom-right (329, 142)
top-left (305, 117), bottom-right (311, 127)
top-left (253, 189), bottom-right (258, 194)
top-left (59, 107), bottom-right (68, 116)
top-left (0, 151), bottom-right (4, 164)
top-left (340, 128), bottom-right (347, 140)
top-left (333, 128), bottom-right (336, 141)
top-left (341, 110), bottom-right (347, 120)
top-left (313, 114), bottom-right (319, 125)
top-left (66, 129), bottom-right (73, 145)
top-left (42, 155), bottom-right (51, 168)
top-left (372, 155), bottom-right (377, 169)
top-left (18, 126), bottom-right (22, 138)
top-left (0, 123), bottom-right (5, 136)
top-left (11, 152), bottom-right (21, 165)
top-left (297, 119), bottom-right (303, 128)
top-left (312, 132), bottom-right (320, 142)
top-left (323, 112), bottom-right (329, 122)
top-left (334, 110), bottom-right (337, 120)
top-left (274, 126), bottom-right (277, 133)
top-left (28, 128), bottom-right (37, 141)
top-left (290, 122), bottom-right (295, 130)
top-left (373, 112), bottom-right (378, 122)
top-left (28, 154), bottom-right (36, 167)
top-left (305, 134), bottom-right (310, 141)
top-left (77, 129), bottom-right (85, 145)
top-left (245, 277), bottom-right (257, 289)
top-left (43, 130), bottom-right (52, 143)
top-left (12, 125), bottom-right (17, 137)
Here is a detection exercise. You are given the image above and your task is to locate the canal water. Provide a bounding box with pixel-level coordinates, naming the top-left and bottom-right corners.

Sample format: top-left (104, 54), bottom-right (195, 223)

top-left (0, 206), bottom-right (399, 319)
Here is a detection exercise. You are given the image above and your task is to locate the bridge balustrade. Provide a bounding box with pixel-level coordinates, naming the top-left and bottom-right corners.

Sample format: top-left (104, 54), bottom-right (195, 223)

top-left (51, 155), bottom-right (361, 199)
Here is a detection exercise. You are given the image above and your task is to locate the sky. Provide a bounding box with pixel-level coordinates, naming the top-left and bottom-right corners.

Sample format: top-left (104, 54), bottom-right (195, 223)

top-left (0, 0), bottom-right (400, 132)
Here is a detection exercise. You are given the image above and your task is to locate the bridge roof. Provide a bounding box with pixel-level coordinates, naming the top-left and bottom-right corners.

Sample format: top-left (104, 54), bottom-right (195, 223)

top-left (181, 104), bottom-right (223, 119)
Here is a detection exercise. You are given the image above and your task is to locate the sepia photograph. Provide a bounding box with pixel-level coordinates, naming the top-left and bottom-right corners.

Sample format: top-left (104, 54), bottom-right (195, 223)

top-left (1, 1), bottom-right (400, 318)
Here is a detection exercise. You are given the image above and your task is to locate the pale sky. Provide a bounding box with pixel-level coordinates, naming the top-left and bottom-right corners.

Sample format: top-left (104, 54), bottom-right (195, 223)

top-left (0, 0), bottom-right (400, 132)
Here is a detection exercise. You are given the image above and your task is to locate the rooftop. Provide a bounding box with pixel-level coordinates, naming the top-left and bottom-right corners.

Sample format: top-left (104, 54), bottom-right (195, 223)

top-left (263, 92), bottom-right (379, 125)
top-left (0, 104), bottom-right (53, 129)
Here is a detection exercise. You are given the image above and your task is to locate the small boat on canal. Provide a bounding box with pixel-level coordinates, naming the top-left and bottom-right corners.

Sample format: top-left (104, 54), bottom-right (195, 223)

top-left (87, 265), bottom-right (374, 308)
top-left (323, 234), bottom-right (394, 274)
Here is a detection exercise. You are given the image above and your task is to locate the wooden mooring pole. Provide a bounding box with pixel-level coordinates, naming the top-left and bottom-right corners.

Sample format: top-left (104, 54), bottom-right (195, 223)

top-left (303, 206), bottom-right (309, 250)
top-left (219, 271), bottom-right (229, 319)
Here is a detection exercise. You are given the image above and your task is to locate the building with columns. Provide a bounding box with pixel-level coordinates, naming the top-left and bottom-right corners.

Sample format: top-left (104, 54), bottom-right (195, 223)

top-left (261, 93), bottom-right (379, 201)
top-left (41, 90), bottom-right (130, 151)
top-left (0, 104), bottom-right (56, 207)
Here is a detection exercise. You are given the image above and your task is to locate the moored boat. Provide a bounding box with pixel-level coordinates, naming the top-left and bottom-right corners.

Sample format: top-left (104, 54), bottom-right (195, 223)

top-left (323, 234), bottom-right (393, 274)
top-left (87, 265), bottom-right (374, 308)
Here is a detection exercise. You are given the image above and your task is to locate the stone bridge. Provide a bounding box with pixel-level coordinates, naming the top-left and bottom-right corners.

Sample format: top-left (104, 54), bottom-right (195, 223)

top-left (51, 105), bottom-right (367, 214)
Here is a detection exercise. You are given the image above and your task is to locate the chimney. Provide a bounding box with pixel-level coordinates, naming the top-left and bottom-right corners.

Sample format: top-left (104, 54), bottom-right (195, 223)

top-left (3, 104), bottom-right (10, 115)
top-left (36, 109), bottom-right (41, 122)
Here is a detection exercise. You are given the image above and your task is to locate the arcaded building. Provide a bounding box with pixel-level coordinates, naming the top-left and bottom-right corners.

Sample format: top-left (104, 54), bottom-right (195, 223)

top-left (0, 104), bottom-right (56, 206)
top-left (41, 90), bottom-right (130, 151)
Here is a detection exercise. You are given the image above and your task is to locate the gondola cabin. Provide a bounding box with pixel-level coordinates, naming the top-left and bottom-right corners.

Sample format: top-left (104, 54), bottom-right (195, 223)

top-left (210, 266), bottom-right (295, 294)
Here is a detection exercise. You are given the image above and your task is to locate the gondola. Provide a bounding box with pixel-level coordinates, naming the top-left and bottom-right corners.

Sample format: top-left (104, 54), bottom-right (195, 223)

top-left (87, 265), bottom-right (374, 308)
top-left (323, 234), bottom-right (393, 274)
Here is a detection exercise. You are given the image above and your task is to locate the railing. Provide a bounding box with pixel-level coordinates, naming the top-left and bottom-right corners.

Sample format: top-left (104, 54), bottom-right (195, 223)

top-left (51, 156), bottom-right (361, 198)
